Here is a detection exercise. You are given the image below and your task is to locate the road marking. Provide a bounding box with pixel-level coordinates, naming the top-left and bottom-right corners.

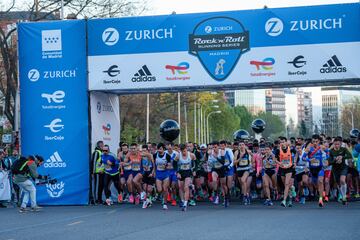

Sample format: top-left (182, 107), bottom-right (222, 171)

top-left (67, 221), bottom-right (83, 226)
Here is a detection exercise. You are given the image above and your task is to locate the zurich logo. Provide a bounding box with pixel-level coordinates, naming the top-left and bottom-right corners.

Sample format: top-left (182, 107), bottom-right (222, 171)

top-left (28, 69), bottom-right (40, 82)
top-left (102, 28), bottom-right (119, 46)
top-left (44, 118), bottom-right (64, 133)
top-left (265, 18), bottom-right (284, 37)
top-left (189, 17), bottom-right (250, 81)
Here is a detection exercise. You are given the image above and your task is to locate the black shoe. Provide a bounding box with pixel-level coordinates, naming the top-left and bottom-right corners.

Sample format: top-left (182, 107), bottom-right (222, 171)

top-left (0, 203), bottom-right (7, 208)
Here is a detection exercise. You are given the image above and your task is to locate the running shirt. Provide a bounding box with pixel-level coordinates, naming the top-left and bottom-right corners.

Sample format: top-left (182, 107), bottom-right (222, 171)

top-left (295, 152), bottom-right (308, 174)
top-left (121, 151), bottom-right (132, 171)
top-left (208, 150), bottom-right (225, 170)
top-left (129, 152), bottom-right (141, 171)
top-left (263, 154), bottom-right (276, 170)
top-left (224, 148), bottom-right (234, 168)
top-left (236, 150), bottom-right (251, 171)
top-left (277, 147), bottom-right (293, 168)
top-left (302, 145), bottom-right (326, 168)
top-left (329, 147), bottom-right (352, 170)
top-left (165, 150), bottom-right (178, 170)
top-left (141, 154), bottom-right (153, 173)
top-left (178, 152), bottom-right (192, 171)
top-left (153, 152), bottom-right (171, 171)
top-left (195, 151), bottom-right (207, 172)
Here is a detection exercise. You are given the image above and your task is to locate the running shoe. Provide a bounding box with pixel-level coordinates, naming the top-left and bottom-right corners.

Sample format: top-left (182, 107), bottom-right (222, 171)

top-left (214, 195), bottom-right (219, 205)
top-left (167, 193), bottom-right (172, 202)
top-left (247, 196), bottom-right (251, 205)
top-left (295, 196), bottom-right (300, 202)
top-left (324, 196), bottom-right (329, 203)
top-left (354, 193), bottom-right (360, 198)
top-left (224, 198), bottom-right (229, 208)
top-left (129, 194), bottom-right (135, 204)
top-left (105, 198), bottom-right (111, 206)
top-left (264, 199), bottom-right (269, 205)
top-left (19, 207), bottom-right (28, 213)
top-left (287, 200), bottom-right (293, 208)
top-left (162, 204), bottom-right (168, 210)
top-left (209, 196), bottom-right (214, 202)
top-left (337, 193), bottom-right (343, 203)
top-left (268, 200), bottom-right (274, 206)
top-left (342, 196), bottom-right (348, 205)
top-left (300, 197), bottom-right (306, 205)
top-left (118, 193), bottom-right (123, 203)
top-left (171, 199), bottom-right (177, 206)
top-left (281, 200), bottom-right (286, 207)
top-left (140, 191), bottom-right (146, 201)
top-left (318, 198), bottom-right (324, 208)
top-left (135, 195), bottom-right (140, 205)
top-left (181, 205), bottom-right (187, 212)
top-left (303, 188), bottom-right (309, 197)
top-left (142, 199), bottom-right (149, 209)
top-left (189, 199), bottom-right (196, 206)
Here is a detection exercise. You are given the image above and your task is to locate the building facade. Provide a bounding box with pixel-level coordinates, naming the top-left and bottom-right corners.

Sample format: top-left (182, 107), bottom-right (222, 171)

top-left (265, 88), bottom-right (286, 123)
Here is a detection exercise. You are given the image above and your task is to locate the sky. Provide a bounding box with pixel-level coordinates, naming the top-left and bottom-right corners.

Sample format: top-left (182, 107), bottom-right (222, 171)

top-left (148, 0), bottom-right (358, 15)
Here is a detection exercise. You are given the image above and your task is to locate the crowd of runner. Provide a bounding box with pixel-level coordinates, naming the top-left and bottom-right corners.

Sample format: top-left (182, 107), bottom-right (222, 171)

top-left (91, 134), bottom-right (360, 211)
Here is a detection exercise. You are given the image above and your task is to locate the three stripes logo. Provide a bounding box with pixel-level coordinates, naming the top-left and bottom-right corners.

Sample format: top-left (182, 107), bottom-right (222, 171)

top-left (44, 151), bottom-right (66, 168)
top-left (320, 55), bottom-right (347, 74)
top-left (131, 65), bottom-right (156, 82)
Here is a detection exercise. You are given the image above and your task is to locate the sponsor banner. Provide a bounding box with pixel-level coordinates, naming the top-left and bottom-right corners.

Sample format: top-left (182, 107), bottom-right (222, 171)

top-left (18, 20), bottom-right (89, 205)
top-left (89, 41), bottom-right (360, 92)
top-left (88, 3), bottom-right (360, 56)
top-left (90, 92), bottom-right (120, 154)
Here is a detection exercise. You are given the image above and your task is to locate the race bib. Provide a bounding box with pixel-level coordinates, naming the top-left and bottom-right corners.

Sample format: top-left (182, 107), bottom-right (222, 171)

top-left (157, 164), bottom-right (166, 171)
top-left (282, 159), bottom-right (290, 168)
top-left (310, 158), bottom-right (320, 167)
top-left (180, 164), bottom-right (191, 170)
top-left (132, 163), bottom-right (140, 171)
top-left (239, 159), bottom-right (248, 166)
top-left (214, 162), bottom-right (222, 169)
top-left (123, 163), bottom-right (132, 170)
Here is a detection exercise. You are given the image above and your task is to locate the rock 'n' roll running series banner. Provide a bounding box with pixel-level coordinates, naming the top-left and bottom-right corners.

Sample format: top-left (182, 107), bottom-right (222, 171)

top-left (87, 3), bottom-right (360, 93)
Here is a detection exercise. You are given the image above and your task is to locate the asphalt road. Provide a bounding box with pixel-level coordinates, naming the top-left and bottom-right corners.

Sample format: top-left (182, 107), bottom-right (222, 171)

top-left (1, 201), bottom-right (359, 240)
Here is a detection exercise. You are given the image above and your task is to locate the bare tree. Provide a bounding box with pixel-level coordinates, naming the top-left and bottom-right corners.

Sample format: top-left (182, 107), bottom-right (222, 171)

top-left (0, 0), bottom-right (148, 129)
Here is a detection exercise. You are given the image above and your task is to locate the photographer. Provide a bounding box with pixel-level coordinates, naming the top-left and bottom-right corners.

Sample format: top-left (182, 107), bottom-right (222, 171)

top-left (12, 155), bottom-right (47, 212)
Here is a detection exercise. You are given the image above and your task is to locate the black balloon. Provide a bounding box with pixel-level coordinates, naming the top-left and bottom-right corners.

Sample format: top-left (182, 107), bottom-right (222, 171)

top-left (251, 118), bottom-right (266, 134)
top-left (160, 119), bottom-right (180, 142)
top-left (349, 128), bottom-right (360, 138)
top-left (233, 129), bottom-right (250, 141)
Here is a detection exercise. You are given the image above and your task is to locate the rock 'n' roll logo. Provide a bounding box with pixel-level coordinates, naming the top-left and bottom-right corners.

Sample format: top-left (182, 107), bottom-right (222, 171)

top-left (189, 17), bottom-right (250, 81)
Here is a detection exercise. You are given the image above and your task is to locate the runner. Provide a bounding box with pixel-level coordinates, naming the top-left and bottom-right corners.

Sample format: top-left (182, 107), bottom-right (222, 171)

top-left (275, 137), bottom-right (296, 208)
top-left (328, 137), bottom-right (352, 205)
top-left (207, 141), bottom-right (227, 206)
top-left (154, 143), bottom-right (172, 210)
top-left (261, 143), bottom-right (277, 206)
top-left (119, 143), bottom-right (130, 203)
top-left (125, 143), bottom-right (143, 205)
top-left (234, 140), bottom-right (253, 205)
top-left (302, 134), bottom-right (327, 207)
top-left (174, 144), bottom-right (196, 211)
top-left (220, 140), bottom-right (234, 206)
top-left (140, 145), bottom-right (155, 209)
top-left (194, 144), bottom-right (208, 201)
top-left (102, 145), bottom-right (122, 206)
top-left (294, 143), bottom-right (309, 204)
top-left (165, 143), bottom-right (179, 206)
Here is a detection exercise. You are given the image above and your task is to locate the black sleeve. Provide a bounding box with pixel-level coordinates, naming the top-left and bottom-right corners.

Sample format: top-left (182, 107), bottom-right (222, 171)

top-left (218, 156), bottom-right (225, 165)
top-left (153, 153), bottom-right (157, 161)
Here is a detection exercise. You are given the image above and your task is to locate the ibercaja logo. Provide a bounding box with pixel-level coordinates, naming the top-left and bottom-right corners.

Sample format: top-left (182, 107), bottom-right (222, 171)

top-left (189, 17), bottom-right (250, 81)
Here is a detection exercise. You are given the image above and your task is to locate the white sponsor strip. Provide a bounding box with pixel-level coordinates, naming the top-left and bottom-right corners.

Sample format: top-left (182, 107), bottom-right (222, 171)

top-left (88, 41), bottom-right (360, 91)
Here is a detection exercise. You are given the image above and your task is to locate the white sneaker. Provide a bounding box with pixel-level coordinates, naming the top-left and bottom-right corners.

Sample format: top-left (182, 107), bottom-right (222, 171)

top-left (140, 191), bottom-right (146, 201)
top-left (142, 199), bottom-right (150, 209)
top-left (162, 204), bottom-right (168, 210)
top-left (105, 198), bottom-right (111, 206)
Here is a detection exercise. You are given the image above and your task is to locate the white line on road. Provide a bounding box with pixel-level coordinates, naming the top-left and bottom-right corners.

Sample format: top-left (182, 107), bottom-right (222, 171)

top-left (67, 221), bottom-right (83, 226)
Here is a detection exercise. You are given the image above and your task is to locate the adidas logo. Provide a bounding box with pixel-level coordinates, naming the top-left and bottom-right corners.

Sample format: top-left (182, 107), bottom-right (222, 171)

top-left (131, 65), bottom-right (156, 82)
top-left (44, 151), bottom-right (66, 168)
top-left (320, 55), bottom-right (347, 73)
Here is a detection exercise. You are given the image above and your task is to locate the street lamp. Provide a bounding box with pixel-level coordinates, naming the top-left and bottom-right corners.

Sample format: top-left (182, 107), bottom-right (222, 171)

top-left (199, 101), bottom-right (220, 143)
top-left (206, 110), bottom-right (221, 143)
